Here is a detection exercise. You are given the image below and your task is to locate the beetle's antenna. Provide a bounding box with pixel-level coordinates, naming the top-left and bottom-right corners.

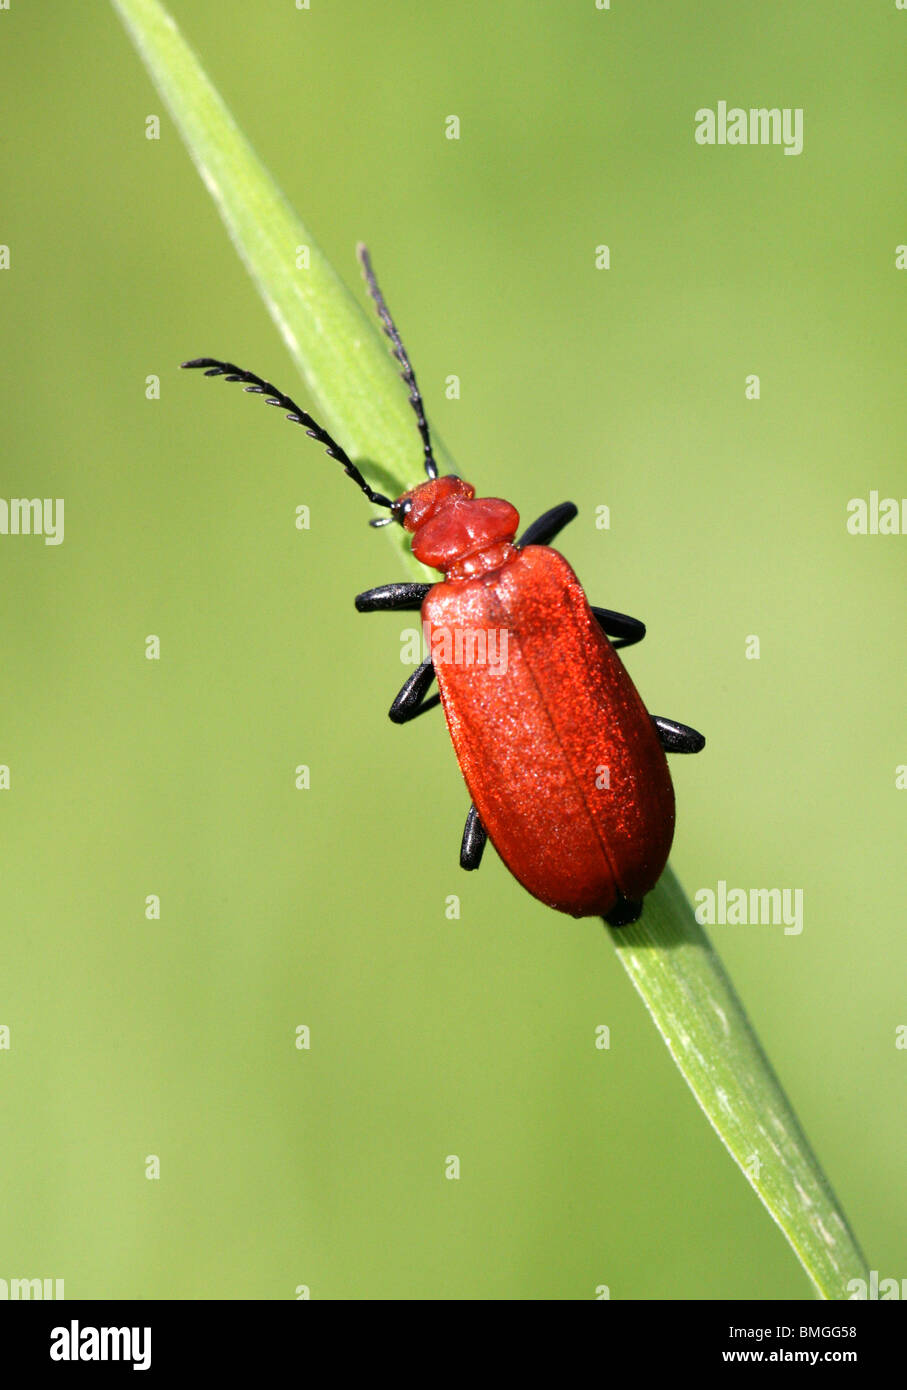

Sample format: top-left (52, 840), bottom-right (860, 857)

top-left (356, 244), bottom-right (439, 482)
top-left (181, 359), bottom-right (394, 511)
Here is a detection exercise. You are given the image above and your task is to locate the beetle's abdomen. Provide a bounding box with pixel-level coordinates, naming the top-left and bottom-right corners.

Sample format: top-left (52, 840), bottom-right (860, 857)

top-left (423, 547), bottom-right (675, 918)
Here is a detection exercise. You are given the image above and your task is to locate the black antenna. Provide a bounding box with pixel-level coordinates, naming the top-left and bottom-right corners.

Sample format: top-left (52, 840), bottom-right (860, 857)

top-left (357, 244), bottom-right (439, 481)
top-left (180, 359), bottom-right (394, 511)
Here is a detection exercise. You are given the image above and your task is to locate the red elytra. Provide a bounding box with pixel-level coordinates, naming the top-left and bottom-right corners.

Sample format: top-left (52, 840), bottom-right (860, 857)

top-left (400, 476), bottom-right (675, 919)
top-left (183, 246), bottom-right (703, 926)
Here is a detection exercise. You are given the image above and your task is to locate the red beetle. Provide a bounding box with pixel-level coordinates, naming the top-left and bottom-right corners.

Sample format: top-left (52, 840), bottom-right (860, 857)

top-left (184, 246), bottom-right (704, 925)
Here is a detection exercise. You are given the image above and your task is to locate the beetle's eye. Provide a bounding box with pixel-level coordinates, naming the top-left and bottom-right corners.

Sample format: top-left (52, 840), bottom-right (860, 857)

top-left (392, 498), bottom-right (412, 525)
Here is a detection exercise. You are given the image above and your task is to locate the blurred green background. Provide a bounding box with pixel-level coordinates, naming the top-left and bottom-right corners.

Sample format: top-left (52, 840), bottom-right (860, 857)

top-left (1, 0), bottom-right (903, 1300)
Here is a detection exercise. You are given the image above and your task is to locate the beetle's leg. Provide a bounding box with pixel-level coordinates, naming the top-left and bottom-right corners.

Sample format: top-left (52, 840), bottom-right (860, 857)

top-left (605, 894), bottom-right (643, 928)
top-left (361, 589), bottom-right (439, 722)
top-left (389, 661), bottom-right (487, 867)
top-left (355, 582), bottom-right (430, 613)
top-left (592, 607), bottom-right (646, 650)
top-left (518, 502), bottom-right (578, 549)
top-left (652, 716), bottom-right (706, 754)
top-left (460, 804), bottom-right (487, 871)
top-left (389, 658), bottom-right (441, 724)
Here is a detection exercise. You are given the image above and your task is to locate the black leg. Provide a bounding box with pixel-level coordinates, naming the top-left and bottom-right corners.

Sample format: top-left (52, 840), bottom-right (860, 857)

top-left (605, 894), bottom-right (643, 928)
top-left (389, 659), bottom-right (441, 724)
top-left (460, 804), bottom-right (487, 870)
top-left (356, 582), bottom-right (430, 613)
top-left (592, 606), bottom-right (646, 650)
top-left (388, 659), bottom-right (487, 870)
top-left (652, 716), bottom-right (705, 754)
top-left (518, 502), bottom-right (578, 549)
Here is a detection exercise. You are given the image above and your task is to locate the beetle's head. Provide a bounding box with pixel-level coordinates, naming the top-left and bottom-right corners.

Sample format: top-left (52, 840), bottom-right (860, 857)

top-left (391, 475), bottom-right (475, 531)
top-left (391, 475), bottom-right (519, 579)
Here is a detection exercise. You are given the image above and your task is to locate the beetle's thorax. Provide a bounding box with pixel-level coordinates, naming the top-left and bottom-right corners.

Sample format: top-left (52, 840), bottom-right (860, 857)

top-left (396, 476), bottom-right (520, 581)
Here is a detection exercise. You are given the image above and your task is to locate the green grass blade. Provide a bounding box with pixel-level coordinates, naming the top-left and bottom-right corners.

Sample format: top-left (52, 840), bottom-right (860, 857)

top-left (112, 0), bottom-right (870, 1300)
top-left (609, 867), bottom-right (868, 1298)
